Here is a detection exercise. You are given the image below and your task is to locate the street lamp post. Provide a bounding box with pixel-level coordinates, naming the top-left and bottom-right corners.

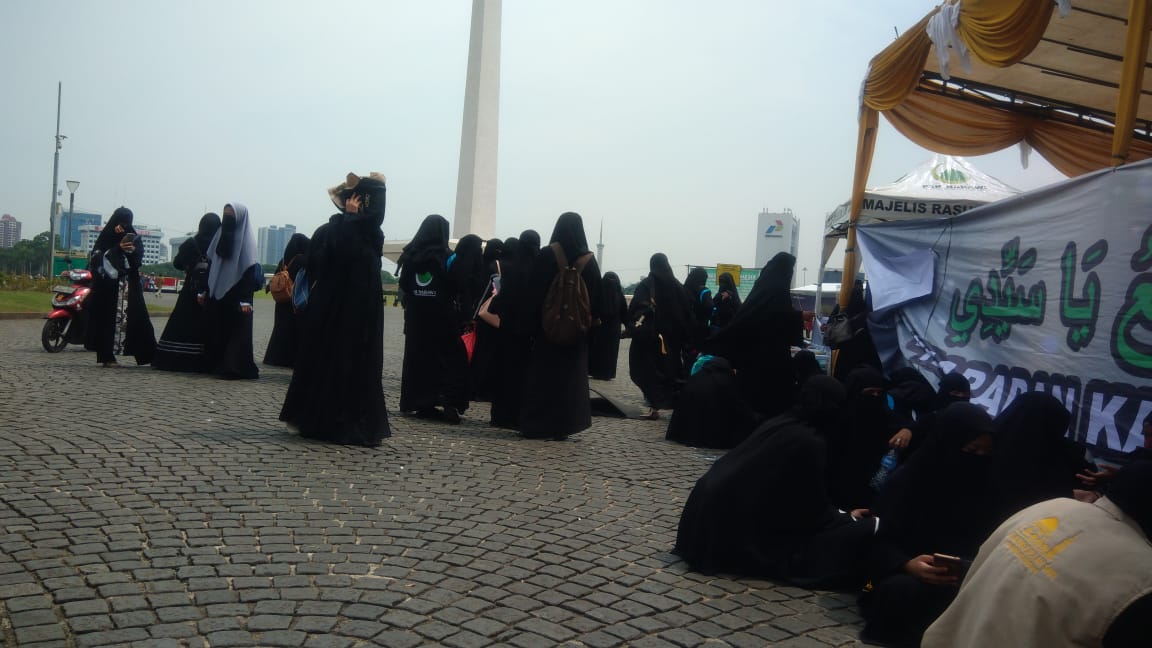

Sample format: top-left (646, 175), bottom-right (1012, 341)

top-left (803, 267), bottom-right (808, 285)
top-left (66, 180), bottom-right (79, 267)
top-left (49, 82), bottom-right (65, 277)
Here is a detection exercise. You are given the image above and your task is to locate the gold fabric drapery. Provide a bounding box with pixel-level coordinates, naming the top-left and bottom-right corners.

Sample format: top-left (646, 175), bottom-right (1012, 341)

top-left (838, 0), bottom-right (1152, 310)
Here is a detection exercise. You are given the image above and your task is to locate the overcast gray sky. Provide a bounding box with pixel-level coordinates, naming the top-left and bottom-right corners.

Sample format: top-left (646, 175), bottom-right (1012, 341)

top-left (1, 0), bottom-right (1065, 283)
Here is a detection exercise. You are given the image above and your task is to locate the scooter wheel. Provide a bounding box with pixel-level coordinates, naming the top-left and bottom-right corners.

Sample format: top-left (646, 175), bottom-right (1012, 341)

top-left (41, 319), bottom-right (69, 353)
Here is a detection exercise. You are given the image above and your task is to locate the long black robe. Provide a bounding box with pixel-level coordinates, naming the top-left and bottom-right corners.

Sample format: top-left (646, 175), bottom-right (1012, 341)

top-left (826, 367), bottom-right (899, 510)
top-left (705, 252), bottom-right (803, 418)
top-left (710, 272), bottom-right (741, 330)
top-left (861, 402), bottom-right (1000, 648)
top-left (683, 267), bottom-right (714, 354)
top-left (674, 375), bottom-right (874, 587)
top-left (830, 281), bottom-right (882, 380)
top-left (84, 207), bottom-right (156, 365)
top-left (588, 271), bottom-right (627, 380)
top-left (468, 238), bottom-right (504, 401)
top-left (627, 254), bottom-right (692, 410)
top-left (665, 356), bottom-right (754, 449)
top-left (263, 233), bottom-right (310, 368)
top-left (203, 202), bottom-right (260, 380)
top-left (991, 392), bottom-right (1090, 522)
top-left (280, 177), bottom-right (390, 446)
top-left (520, 212), bottom-right (602, 440)
top-left (153, 213), bottom-right (220, 372)
top-left (488, 237), bottom-right (530, 429)
top-left (398, 215), bottom-right (467, 415)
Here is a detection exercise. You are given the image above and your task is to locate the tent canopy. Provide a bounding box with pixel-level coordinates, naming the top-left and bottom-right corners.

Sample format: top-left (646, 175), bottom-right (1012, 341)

top-left (822, 154), bottom-right (1019, 264)
top-left (839, 0), bottom-right (1152, 307)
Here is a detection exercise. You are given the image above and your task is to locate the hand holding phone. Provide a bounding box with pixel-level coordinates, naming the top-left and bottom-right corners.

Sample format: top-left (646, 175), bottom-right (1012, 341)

top-left (932, 553), bottom-right (966, 580)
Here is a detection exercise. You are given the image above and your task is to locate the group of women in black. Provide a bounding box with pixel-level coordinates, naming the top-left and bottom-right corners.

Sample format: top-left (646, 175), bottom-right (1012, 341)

top-left (394, 211), bottom-right (606, 441)
top-left (672, 337), bottom-right (1124, 646)
top-left (83, 204), bottom-right (262, 380)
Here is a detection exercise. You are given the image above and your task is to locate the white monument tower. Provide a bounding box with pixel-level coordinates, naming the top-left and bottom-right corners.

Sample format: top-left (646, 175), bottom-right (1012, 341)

top-left (453, 0), bottom-right (502, 239)
top-left (596, 220), bottom-right (605, 268)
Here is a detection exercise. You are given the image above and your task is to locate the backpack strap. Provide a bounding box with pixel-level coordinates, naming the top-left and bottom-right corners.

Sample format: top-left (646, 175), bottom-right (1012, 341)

top-left (550, 242), bottom-right (568, 268)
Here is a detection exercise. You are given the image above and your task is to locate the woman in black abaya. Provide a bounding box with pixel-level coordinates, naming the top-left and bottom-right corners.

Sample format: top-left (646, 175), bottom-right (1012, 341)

top-left (991, 392), bottom-right (1090, 521)
top-left (520, 212), bottom-right (602, 440)
top-left (683, 267), bottom-right (714, 356)
top-left (665, 356), bottom-right (754, 449)
top-left (84, 206), bottom-right (157, 367)
top-left (398, 214), bottom-right (467, 422)
top-left (280, 173), bottom-right (391, 446)
top-left (203, 202), bottom-right (261, 379)
top-left (263, 233), bottom-right (309, 367)
top-left (827, 366), bottom-right (899, 510)
top-left (705, 252), bottom-right (803, 418)
top-left (488, 237), bottom-right (529, 429)
top-left (830, 280), bottom-right (882, 381)
top-left (153, 212), bottom-right (220, 372)
top-left (674, 375), bottom-right (876, 587)
top-left (710, 271), bottom-right (741, 330)
top-left (589, 271), bottom-right (627, 380)
top-left (468, 237), bottom-right (504, 401)
top-left (627, 253), bottom-right (693, 419)
top-left (861, 402), bottom-right (1000, 648)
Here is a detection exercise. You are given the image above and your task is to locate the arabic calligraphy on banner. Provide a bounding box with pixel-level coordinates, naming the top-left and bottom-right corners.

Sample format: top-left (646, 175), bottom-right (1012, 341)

top-left (857, 160), bottom-right (1152, 461)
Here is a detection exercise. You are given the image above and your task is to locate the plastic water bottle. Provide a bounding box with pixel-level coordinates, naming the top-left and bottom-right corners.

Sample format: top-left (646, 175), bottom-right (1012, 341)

top-left (870, 449), bottom-right (899, 491)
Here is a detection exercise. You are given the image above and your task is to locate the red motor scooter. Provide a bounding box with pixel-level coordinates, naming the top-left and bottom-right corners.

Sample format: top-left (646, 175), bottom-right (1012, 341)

top-left (42, 268), bottom-right (93, 352)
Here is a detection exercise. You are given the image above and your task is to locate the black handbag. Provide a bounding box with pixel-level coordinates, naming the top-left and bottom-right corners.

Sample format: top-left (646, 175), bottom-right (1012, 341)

top-left (823, 312), bottom-right (859, 349)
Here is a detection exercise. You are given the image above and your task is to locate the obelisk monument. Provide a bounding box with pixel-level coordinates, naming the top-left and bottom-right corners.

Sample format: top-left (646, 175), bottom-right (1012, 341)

top-left (453, 0), bottom-right (501, 239)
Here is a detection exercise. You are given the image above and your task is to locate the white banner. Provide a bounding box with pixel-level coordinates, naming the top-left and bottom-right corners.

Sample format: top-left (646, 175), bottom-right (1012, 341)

top-left (858, 159), bottom-right (1152, 460)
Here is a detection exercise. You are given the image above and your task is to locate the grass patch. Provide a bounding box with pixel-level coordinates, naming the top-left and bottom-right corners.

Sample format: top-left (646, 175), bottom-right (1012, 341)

top-left (0, 289), bottom-right (172, 315)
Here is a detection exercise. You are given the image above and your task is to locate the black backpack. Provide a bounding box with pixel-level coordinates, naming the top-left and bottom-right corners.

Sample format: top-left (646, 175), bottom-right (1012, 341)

top-left (541, 242), bottom-right (593, 345)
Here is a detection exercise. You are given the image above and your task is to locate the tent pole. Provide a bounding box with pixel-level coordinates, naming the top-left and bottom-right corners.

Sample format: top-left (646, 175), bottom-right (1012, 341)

top-left (1111, 0), bottom-right (1152, 166)
top-left (838, 107), bottom-right (879, 308)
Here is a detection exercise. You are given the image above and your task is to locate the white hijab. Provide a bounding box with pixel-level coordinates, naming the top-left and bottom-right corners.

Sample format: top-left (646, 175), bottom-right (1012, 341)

top-left (206, 202), bottom-right (258, 299)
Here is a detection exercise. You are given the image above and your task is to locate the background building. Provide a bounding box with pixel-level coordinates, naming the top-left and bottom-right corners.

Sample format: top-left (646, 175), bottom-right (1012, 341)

top-left (754, 208), bottom-right (799, 272)
top-left (79, 223), bottom-right (167, 265)
top-left (53, 211), bottom-right (102, 251)
top-left (258, 225), bottom-right (296, 266)
top-left (0, 214), bottom-right (21, 248)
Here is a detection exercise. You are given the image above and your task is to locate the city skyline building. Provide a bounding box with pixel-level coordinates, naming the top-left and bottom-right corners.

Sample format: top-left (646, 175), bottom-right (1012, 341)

top-left (52, 210), bottom-right (102, 251)
top-left (0, 214), bottom-right (22, 248)
top-left (79, 223), bottom-right (167, 265)
top-left (258, 224), bottom-right (297, 266)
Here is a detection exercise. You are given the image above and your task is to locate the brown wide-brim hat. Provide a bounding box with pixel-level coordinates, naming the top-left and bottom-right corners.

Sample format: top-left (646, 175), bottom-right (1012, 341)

top-left (328, 172), bottom-right (386, 210)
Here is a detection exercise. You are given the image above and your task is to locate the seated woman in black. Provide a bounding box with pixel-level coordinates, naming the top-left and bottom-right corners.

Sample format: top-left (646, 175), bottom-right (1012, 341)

top-left (665, 356), bottom-right (754, 449)
top-left (674, 375), bottom-right (876, 588)
top-left (860, 402), bottom-right (999, 648)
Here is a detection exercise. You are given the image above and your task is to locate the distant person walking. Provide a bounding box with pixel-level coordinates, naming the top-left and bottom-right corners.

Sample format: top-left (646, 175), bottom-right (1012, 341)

top-left (710, 271), bottom-right (741, 330)
top-left (263, 233), bottom-right (309, 368)
top-left (153, 212), bottom-right (220, 372)
top-left (84, 207), bottom-right (156, 367)
top-left (203, 202), bottom-right (261, 379)
top-left (588, 271), bottom-right (627, 380)
top-left (627, 253), bottom-right (693, 420)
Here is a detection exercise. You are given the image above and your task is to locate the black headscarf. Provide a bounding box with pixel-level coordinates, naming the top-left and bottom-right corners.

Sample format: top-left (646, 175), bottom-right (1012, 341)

top-left (483, 238), bottom-right (504, 268)
top-left (684, 267), bottom-right (709, 300)
top-left (647, 253), bottom-right (693, 337)
top-left (93, 207), bottom-right (137, 253)
top-left (192, 213), bottom-right (221, 255)
top-left (281, 233), bottom-right (310, 281)
top-left (992, 392), bottom-right (1080, 518)
top-left (887, 367), bottom-right (937, 419)
top-left (601, 271), bottom-right (626, 321)
top-left (519, 229), bottom-right (541, 259)
top-left (792, 350), bottom-right (823, 387)
top-left (936, 372), bottom-right (973, 409)
top-left (1106, 461), bottom-right (1152, 539)
top-left (717, 272), bottom-right (741, 304)
top-left (450, 234), bottom-right (487, 315)
top-left (745, 253), bottom-right (795, 314)
top-left (397, 214), bottom-right (451, 276)
top-left (548, 212), bottom-right (589, 263)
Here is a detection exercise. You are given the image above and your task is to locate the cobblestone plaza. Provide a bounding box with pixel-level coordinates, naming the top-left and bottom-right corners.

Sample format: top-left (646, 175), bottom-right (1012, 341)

top-left (1, 303), bottom-right (864, 647)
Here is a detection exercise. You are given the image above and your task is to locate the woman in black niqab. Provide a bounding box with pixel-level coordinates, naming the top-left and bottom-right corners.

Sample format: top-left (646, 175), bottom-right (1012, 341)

top-left (674, 375), bottom-right (876, 587)
top-left (683, 267), bottom-right (714, 353)
top-left (589, 271), bottom-right (628, 380)
top-left (705, 252), bottom-right (803, 418)
top-left (488, 237), bottom-right (530, 428)
top-left (991, 392), bottom-right (1089, 521)
top-left (665, 356), bottom-right (754, 449)
top-left (830, 280), bottom-right (882, 380)
top-left (861, 402), bottom-right (999, 648)
top-left (280, 173), bottom-right (391, 446)
top-left (153, 212), bottom-right (220, 372)
top-left (397, 214), bottom-right (468, 422)
top-left (262, 233), bottom-right (310, 368)
top-left (468, 237), bottom-right (505, 401)
top-left (627, 253), bottom-right (693, 417)
top-left (84, 206), bottom-right (157, 366)
top-left (520, 212), bottom-right (602, 439)
top-left (827, 366), bottom-right (899, 510)
top-left (711, 272), bottom-right (741, 329)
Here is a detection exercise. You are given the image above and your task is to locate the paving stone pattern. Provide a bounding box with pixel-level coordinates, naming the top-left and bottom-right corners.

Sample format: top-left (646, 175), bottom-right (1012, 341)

top-left (1, 302), bottom-right (864, 647)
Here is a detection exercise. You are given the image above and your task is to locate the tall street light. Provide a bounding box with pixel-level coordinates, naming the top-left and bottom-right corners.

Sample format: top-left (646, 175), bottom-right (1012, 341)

top-left (49, 82), bottom-right (65, 276)
top-left (66, 180), bottom-right (79, 267)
